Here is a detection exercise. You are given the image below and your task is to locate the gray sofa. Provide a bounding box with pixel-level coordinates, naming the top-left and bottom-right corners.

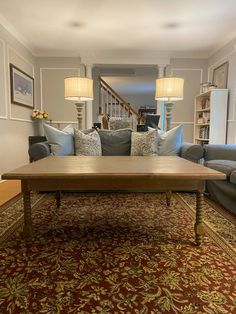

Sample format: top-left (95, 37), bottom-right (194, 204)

top-left (28, 129), bottom-right (204, 163)
top-left (204, 144), bottom-right (236, 215)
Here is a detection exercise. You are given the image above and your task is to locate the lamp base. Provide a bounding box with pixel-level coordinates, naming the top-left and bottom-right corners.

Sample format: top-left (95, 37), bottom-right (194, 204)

top-left (165, 102), bottom-right (174, 131)
top-left (75, 102), bottom-right (84, 129)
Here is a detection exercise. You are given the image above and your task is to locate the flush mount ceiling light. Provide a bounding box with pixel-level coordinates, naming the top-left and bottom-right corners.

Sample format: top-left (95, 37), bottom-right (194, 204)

top-left (163, 22), bottom-right (179, 29)
top-left (67, 21), bottom-right (84, 29)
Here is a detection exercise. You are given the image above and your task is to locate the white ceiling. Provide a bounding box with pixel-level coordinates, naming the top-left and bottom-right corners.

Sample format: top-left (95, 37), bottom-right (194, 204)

top-left (0, 0), bottom-right (236, 59)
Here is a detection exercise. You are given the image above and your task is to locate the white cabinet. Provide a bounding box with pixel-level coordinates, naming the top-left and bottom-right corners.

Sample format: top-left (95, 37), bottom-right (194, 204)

top-left (194, 89), bottom-right (228, 145)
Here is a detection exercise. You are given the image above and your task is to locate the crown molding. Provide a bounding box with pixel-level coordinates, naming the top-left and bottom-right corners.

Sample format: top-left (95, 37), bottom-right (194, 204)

top-left (0, 13), bottom-right (36, 55)
top-left (80, 51), bottom-right (171, 66)
top-left (1, 11), bottom-right (236, 62)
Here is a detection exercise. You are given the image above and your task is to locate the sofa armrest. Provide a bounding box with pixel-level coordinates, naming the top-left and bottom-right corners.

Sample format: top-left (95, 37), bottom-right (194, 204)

top-left (179, 142), bottom-right (204, 162)
top-left (28, 142), bottom-right (51, 161)
top-left (204, 144), bottom-right (236, 161)
top-left (230, 170), bottom-right (236, 184)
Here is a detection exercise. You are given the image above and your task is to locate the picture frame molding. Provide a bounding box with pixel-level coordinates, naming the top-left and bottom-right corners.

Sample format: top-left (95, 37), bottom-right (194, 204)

top-left (9, 63), bottom-right (34, 109)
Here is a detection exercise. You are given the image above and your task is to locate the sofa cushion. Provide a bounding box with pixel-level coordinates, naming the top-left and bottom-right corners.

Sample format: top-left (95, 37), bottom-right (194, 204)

top-left (157, 124), bottom-right (183, 156)
top-left (131, 129), bottom-right (158, 156)
top-left (98, 128), bottom-right (132, 156)
top-left (74, 129), bottom-right (102, 156)
top-left (230, 170), bottom-right (236, 184)
top-left (205, 160), bottom-right (236, 178)
top-left (43, 123), bottom-right (74, 156)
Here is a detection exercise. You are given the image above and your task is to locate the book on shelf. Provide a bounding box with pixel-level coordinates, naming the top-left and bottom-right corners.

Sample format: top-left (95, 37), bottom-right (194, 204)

top-left (200, 98), bottom-right (210, 110)
top-left (199, 126), bottom-right (209, 139)
top-left (197, 111), bottom-right (210, 124)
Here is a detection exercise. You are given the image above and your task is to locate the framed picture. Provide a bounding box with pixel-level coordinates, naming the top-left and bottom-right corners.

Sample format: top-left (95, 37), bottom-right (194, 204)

top-left (10, 63), bottom-right (34, 108)
top-left (212, 62), bottom-right (229, 89)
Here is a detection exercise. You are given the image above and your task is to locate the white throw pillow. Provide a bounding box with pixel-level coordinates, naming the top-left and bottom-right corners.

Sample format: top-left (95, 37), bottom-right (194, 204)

top-left (157, 124), bottom-right (183, 156)
top-left (62, 124), bottom-right (74, 134)
top-left (131, 129), bottom-right (158, 156)
top-left (74, 129), bottom-right (102, 156)
top-left (43, 123), bottom-right (74, 156)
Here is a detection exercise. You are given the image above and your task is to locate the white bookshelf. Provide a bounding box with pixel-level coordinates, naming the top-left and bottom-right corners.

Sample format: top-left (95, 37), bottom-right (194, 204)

top-left (194, 89), bottom-right (228, 145)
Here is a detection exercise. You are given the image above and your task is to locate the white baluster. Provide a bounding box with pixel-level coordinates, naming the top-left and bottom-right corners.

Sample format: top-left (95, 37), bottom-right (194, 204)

top-left (101, 87), bottom-right (104, 114)
top-left (110, 93), bottom-right (113, 117)
top-left (106, 90), bottom-right (109, 114)
top-left (114, 97), bottom-right (117, 118)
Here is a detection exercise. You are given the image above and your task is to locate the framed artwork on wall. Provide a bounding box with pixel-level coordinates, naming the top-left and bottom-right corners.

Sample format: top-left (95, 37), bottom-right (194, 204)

top-left (212, 61), bottom-right (229, 89)
top-left (10, 63), bottom-right (34, 108)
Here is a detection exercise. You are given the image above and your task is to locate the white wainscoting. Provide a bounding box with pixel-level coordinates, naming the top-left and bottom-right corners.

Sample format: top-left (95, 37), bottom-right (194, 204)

top-left (0, 38), bottom-right (7, 119)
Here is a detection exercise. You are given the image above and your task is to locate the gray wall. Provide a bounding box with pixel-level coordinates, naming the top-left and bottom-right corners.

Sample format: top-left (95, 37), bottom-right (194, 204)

top-left (35, 57), bottom-right (83, 129)
top-left (167, 58), bottom-right (208, 142)
top-left (207, 37), bottom-right (236, 143)
top-left (0, 25), bottom-right (36, 179)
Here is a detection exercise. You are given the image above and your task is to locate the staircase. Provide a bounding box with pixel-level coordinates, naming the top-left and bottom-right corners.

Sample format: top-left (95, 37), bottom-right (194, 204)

top-left (99, 77), bottom-right (144, 124)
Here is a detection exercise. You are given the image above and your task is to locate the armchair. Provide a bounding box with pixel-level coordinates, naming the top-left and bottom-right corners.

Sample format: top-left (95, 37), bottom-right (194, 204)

top-left (204, 144), bottom-right (236, 215)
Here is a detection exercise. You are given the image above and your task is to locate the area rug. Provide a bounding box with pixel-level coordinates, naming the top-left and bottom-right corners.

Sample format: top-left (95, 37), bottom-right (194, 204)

top-left (0, 192), bottom-right (235, 314)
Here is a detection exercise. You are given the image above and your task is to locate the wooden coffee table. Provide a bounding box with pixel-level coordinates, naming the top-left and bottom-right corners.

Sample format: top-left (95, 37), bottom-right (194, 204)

top-left (2, 156), bottom-right (226, 245)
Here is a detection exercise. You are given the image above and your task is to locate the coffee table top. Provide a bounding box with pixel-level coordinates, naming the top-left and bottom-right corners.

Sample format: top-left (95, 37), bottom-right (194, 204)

top-left (2, 156), bottom-right (226, 181)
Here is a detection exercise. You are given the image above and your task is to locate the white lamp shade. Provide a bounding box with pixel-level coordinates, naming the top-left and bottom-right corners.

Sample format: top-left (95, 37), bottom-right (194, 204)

top-left (64, 77), bottom-right (94, 101)
top-left (155, 77), bottom-right (184, 101)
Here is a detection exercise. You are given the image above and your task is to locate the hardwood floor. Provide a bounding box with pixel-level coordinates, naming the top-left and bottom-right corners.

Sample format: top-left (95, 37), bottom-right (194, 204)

top-left (0, 180), bottom-right (21, 206)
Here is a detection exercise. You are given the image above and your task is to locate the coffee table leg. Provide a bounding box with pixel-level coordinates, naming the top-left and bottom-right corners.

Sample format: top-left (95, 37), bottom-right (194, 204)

top-left (22, 181), bottom-right (32, 245)
top-left (166, 190), bottom-right (172, 207)
top-left (55, 190), bottom-right (61, 208)
top-left (195, 192), bottom-right (204, 246)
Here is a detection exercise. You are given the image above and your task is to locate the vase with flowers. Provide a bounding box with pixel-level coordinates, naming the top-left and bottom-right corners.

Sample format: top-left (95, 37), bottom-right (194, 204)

top-left (31, 109), bottom-right (49, 136)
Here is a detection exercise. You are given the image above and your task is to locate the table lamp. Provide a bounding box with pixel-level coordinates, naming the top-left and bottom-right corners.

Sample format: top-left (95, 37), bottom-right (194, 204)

top-left (64, 76), bottom-right (93, 129)
top-left (155, 77), bottom-right (184, 131)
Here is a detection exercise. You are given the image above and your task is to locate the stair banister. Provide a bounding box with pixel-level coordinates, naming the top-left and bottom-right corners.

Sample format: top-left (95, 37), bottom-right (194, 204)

top-left (99, 76), bottom-right (144, 123)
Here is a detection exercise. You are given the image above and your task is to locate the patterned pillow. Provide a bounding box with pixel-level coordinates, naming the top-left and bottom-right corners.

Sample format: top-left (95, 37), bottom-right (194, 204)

top-left (109, 118), bottom-right (132, 130)
top-left (74, 129), bottom-right (102, 156)
top-left (131, 129), bottom-right (158, 156)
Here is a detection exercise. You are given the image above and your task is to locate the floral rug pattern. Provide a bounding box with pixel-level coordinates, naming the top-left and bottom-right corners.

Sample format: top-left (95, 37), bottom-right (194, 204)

top-left (0, 192), bottom-right (236, 313)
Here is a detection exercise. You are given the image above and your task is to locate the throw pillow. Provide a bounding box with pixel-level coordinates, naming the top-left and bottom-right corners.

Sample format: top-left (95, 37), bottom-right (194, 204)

top-left (43, 123), bottom-right (74, 156)
top-left (74, 129), bottom-right (102, 156)
top-left (109, 117), bottom-right (132, 130)
top-left (157, 124), bottom-right (183, 156)
top-left (98, 128), bottom-right (132, 156)
top-left (62, 123), bottom-right (74, 134)
top-left (131, 129), bottom-right (158, 156)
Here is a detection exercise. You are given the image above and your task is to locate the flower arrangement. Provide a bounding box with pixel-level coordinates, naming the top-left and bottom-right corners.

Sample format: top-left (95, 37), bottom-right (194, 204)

top-left (31, 109), bottom-right (48, 120)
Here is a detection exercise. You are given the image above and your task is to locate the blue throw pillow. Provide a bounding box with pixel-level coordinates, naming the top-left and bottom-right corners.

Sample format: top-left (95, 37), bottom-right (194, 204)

top-left (158, 124), bottom-right (183, 156)
top-left (43, 123), bottom-right (74, 156)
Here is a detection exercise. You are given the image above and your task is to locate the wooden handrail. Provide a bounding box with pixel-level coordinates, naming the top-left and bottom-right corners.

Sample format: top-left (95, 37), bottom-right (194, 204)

top-left (99, 76), bottom-right (144, 122)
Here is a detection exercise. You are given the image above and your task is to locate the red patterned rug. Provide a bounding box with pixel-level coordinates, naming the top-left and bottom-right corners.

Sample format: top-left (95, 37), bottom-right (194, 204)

top-left (0, 192), bottom-right (235, 313)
